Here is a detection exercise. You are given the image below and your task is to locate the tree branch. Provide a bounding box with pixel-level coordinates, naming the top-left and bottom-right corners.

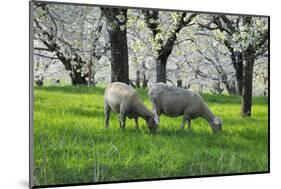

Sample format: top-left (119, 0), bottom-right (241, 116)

top-left (34, 53), bottom-right (59, 60)
top-left (34, 47), bottom-right (52, 52)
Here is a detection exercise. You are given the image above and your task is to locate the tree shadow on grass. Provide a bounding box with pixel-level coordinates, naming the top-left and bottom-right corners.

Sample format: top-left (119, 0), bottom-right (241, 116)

top-left (35, 86), bottom-right (105, 95)
top-left (224, 117), bottom-right (268, 125)
top-left (38, 105), bottom-right (105, 119)
top-left (202, 94), bottom-right (268, 105)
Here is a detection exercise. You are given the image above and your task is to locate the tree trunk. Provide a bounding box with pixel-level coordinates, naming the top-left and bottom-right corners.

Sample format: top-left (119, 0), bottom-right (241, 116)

top-left (34, 16), bottom-right (89, 86)
top-left (136, 70), bottom-right (140, 88)
top-left (103, 8), bottom-right (129, 85)
top-left (219, 71), bottom-right (236, 95)
top-left (223, 80), bottom-right (237, 95)
top-left (263, 75), bottom-right (268, 96)
top-left (241, 45), bottom-right (255, 117)
top-left (156, 58), bottom-right (167, 83)
top-left (88, 62), bottom-right (93, 86)
top-left (236, 62), bottom-right (243, 96)
top-left (199, 84), bottom-right (203, 94)
top-left (70, 70), bottom-right (87, 85)
top-left (225, 85), bottom-right (237, 95)
top-left (144, 11), bottom-right (196, 83)
top-left (40, 36), bottom-right (88, 85)
top-left (142, 75), bottom-right (148, 88)
top-left (142, 62), bottom-right (148, 88)
top-left (92, 72), bottom-right (96, 87)
top-left (225, 42), bottom-right (243, 96)
top-left (109, 29), bottom-right (129, 84)
top-left (213, 81), bottom-right (224, 94)
top-left (232, 52), bottom-right (243, 95)
top-left (177, 80), bottom-right (182, 87)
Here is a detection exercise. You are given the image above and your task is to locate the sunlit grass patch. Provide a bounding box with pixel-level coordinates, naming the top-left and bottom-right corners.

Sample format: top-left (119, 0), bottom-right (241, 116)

top-left (33, 86), bottom-right (269, 186)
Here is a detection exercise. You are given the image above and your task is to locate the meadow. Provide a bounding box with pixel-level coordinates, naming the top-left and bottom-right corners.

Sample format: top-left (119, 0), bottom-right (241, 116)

top-left (33, 85), bottom-right (269, 186)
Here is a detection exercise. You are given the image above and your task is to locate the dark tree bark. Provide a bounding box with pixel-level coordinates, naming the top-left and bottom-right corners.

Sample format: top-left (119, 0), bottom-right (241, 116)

top-left (210, 81), bottom-right (224, 94)
top-left (103, 8), bottom-right (129, 85)
top-left (136, 70), bottom-right (141, 88)
top-left (56, 52), bottom-right (87, 85)
top-left (177, 80), bottom-right (182, 88)
top-left (233, 52), bottom-right (243, 95)
top-left (241, 45), bottom-right (255, 116)
top-left (142, 75), bottom-right (148, 88)
top-left (263, 75), bottom-right (268, 96)
top-left (142, 62), bottom-right (148, 88)
top-left (221, 73), bottom-right (236, 95)
top-left (70, 71), bottom-right (87, 85)
top-left (34, 56), bottom-right (46, 87)
top-left (224, 41), bottom-right (243, 95)
top-left (144, 11), bottom-right (196, 83)
top-left (225, 83), bottom-right (236, 95)
top-left (156, 58), bottom-right (167, 82)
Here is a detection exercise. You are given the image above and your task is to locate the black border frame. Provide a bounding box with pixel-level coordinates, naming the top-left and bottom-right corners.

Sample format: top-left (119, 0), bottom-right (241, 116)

top-left (29, 0), bottom-right (270, 188)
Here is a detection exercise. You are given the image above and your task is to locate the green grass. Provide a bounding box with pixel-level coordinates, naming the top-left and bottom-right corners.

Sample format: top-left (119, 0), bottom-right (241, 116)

top-left (33, 86), bottom-right (269, 186)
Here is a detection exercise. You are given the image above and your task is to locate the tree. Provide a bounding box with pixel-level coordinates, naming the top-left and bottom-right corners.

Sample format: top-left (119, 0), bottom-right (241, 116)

top-left (196, 48), bottom-right (237, 95)
top-left (198, 15), bottom-right (268, 116)
top-left (34, 56), bottom-right (53, 87)
top-left (143, 10), bottom-right (196, 83)
top-left (102, 8), bottom-right (129, 84)
top-left (173, 31), bottom-right (237, 95)
top-left (126, 9), bottom-right (155, 88)
top-left (33, 3), bottom-right (108, 85)
top-left (198, 16), bottom-right (243, 95)
top-left (34, 4), bottom-right (86, 85)
top-left (240, 17), bottom-right (268, 116)
top-left (33, 3), bottom-right (268, 100)
top-left (199, 15), bottom-right (268, 97)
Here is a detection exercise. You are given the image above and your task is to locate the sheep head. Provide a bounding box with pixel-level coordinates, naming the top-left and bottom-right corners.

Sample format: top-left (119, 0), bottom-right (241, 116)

top-left (210, 117), bottom-right (222, 133)
top-left (146, 115), bottom-right (158, 132)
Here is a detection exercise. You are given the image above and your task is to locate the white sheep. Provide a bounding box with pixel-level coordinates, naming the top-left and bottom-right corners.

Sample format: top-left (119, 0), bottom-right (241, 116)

top-left (148, 82), bottom-right (222, 133)
top-left (104, 82), bottom-right (158, 131)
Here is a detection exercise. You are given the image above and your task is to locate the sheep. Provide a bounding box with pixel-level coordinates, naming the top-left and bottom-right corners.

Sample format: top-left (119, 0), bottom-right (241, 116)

top-left (148, 82), bottom-right (222, 133)
top-left (104, 82), bottom-right (158, 131)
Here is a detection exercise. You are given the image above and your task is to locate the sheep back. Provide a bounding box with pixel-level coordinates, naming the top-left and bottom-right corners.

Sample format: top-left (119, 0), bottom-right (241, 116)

top-left (149, 83), bottom-right (207, 118)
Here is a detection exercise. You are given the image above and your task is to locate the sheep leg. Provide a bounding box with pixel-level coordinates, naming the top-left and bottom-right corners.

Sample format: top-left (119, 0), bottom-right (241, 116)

top-left (135, 116), bottom-right (139, 130)
top-left (187, 118), bottom-right (191, 131)
top-left (181, 113), bottom-right (191, 131)
top-left (152, 112), bottom-right (160, 126)
top-left (119, 113), bottom-right (126, 129)
top-left (104, 103), bottom-right (110, 128)
top-left (181, 116), bottom-right (186, 129)
top-left (151, 101), bottom-right (161, 124)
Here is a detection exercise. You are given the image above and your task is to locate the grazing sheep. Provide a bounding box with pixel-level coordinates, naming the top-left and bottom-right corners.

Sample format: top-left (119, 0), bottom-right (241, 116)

top-left (148, 83), bottom-right (222, 133)
top-left (104, 82), bottom-right (158, 131)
